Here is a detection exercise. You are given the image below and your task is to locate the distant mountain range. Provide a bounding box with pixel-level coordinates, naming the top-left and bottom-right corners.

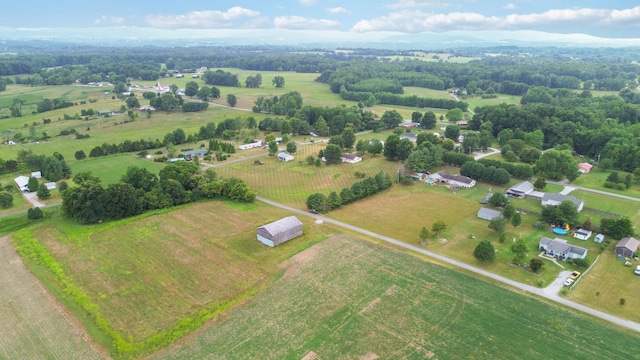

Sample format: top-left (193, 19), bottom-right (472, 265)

top-left (1, 26), bottom-right (640, 49)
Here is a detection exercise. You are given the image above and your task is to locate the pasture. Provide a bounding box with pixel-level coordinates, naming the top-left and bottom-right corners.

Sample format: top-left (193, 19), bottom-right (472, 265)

top-left (568, 250), bottom-right (640, 323)
top-left (152, 235), bottom-right (640, 359)
top-left (571, 169), bottom-right (640, 200)
top-left (12, 200), bottom-right (335, 358)
top-left (0, 236), bottom-right (104, 359)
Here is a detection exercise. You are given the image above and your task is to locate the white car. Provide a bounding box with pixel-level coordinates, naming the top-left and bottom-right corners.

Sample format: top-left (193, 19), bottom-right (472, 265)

top-left (635, 265), bottom-right (640, 276)
top-left (563, 278), bottom-right (575, 287)
top-left (594, 233), bottom-right (605, 243)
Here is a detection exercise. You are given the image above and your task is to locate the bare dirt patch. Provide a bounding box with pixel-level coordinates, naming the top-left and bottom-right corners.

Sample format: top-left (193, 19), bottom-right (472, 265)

top-left (438, 238), bottom-right (448, 244)
top-left (362, 352), bottom-right (379, 360)
top-left (301, 351), bottom-right (320, 360)
top-left (0, 236), bottom-right (105, 359)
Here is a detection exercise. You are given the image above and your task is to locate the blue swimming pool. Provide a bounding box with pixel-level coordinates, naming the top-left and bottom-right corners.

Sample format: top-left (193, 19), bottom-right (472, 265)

top-left (426, 178), bottom-right (436, 184)
top-left (553, 228), bottom-right (568, 235)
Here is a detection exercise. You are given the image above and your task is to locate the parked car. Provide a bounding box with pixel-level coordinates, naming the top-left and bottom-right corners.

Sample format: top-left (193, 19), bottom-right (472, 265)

top-left (564, 278), bottom-right (574, 286)
top-left (569, 271), bottom-right (581, 280)
top-left (635, 265), bottom-right (640, 276)
top-left (594, 233), bottom-right (605, 243)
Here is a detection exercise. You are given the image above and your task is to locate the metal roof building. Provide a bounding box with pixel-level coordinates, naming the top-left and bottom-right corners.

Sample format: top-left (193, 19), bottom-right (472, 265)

top-left (257, 216), bottom-right (303, 247)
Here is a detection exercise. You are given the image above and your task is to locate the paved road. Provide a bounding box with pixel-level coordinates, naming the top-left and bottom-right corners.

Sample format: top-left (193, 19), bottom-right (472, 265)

top-left (547, 180), bottom-right (640, 202)
top-left (257, 196), bottom-right (640, 333)
top-left (473, 147), bottom-right (499, 160)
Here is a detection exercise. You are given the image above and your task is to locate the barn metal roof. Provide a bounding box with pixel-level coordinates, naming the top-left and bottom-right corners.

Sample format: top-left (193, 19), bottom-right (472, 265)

top-left (259, 216), bottom-right (303, 236)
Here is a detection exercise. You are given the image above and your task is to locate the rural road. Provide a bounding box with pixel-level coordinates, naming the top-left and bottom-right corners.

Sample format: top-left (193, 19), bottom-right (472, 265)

top-left (546, 180), bottom-right (640, 203)
top-left (256, 196), bottom-right (640, 334)
top-left (473, 147), bottom-right (499, 160)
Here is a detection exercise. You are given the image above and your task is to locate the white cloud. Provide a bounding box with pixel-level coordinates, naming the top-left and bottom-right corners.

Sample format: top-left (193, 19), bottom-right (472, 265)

top-left (327, 7), bottom-right (351, 15)
top-left (274, 16), bottom-right (340, 30)
top-left (145, 7), bottom-right (260, 29)
top-left (388, 0), bottom-right (449, 10)
top-left (299, 0), bottom-right (317, 6)
top-left (503, 3), bottom-right (517, 10)
top-left (94, 16), bottom-right (125, 25)
top-left (352, 6), bottom-right (640, 33)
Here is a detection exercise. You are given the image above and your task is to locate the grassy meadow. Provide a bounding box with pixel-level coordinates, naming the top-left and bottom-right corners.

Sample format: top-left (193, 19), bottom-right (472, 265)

top-left (11, 200), bottom-right (336, 358)
top-left (152, 235), bottom-right (640, 359)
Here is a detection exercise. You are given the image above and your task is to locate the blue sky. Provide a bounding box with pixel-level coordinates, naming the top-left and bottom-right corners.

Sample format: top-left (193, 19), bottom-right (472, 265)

top-left (1, 1), bottom-right (639, 39)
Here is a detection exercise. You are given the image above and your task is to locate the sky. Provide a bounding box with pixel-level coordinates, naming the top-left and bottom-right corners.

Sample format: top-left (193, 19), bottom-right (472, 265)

top-left (1, 1), bottom-right (639, 42)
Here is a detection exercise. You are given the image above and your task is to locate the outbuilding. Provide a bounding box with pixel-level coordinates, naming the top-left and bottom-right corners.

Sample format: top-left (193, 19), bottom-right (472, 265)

top-left (257, 216), bottom-right (303, 247)
top-left (573, 228), bottom-right (593, 241)
top-left (615, 237), bottom-right (639, 258)
top-left (277, 152), bottom-right (295, 162)
top-left (506, 181), bottom-right (534, 198)
top-left (477, 207), bottom-right (502, 221)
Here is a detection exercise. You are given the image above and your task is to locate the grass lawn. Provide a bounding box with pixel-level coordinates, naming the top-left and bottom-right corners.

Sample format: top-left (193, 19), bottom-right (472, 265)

top-left (152, 235), bottom-right (640, 359)
top-left (572, 170), bottom-right (640, 199)
top-left (70, 153), bottom-right (167, 185)
top-left (568, 249), bottom-right (640, 323)
top-left (465, 93), bottom-right (522, 111)
top-left (12, 200), bottom-right (336, 357)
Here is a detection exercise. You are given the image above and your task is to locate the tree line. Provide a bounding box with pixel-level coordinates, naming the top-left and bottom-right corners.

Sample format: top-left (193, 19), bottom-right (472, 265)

top-left (306, 171), bottom-right (392, 213)
top-left (62, 163), bottom-right (255, 224)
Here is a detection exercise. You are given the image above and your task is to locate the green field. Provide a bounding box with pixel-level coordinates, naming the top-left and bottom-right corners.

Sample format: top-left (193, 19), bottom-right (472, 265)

top-left (152, 235), bottom-right (640, 359)
top-left (572, 169), bottom-right (640, 199)
top-left (11, 200), bottom-right (335, 358)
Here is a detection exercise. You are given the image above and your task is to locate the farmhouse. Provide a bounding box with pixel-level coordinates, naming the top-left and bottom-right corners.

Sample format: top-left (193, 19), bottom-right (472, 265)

top-left (277, 152), bottom-right (295, 162)
top-left (578, 163), bottom-right (593, 174)
top-left (239, 141), bottom-right (263, 150)
top-left (14, 176), bottom-right (30, 192)
top-left (541, 193), bottom-right (584, 212)
top-left (256, 216), bottom-right (303, 247)
top-left (341, 153), bottom-right (362, 164)
top-left (477, 207), bottom-right (502, 221)
top-left (506, 181), bottom-right (534, 198)
top-left (399, 133), bottom-right (417, 142)
top-left (615, 237), bottom-right (639, 258)
top-left (539, 237), bottom-right (588, 261)
top-left (181, 149), bottom-right (208, 158)
top-left (456, 120), bottom-right (468, 127)
top-left (573, 228), bottom-right (593, 241)
top-left (431, 171), bottom-right (476, 188)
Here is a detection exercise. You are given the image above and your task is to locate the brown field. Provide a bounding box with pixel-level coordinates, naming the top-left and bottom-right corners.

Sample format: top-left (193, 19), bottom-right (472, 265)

top-left (0, 236), bottom-right (104, 359)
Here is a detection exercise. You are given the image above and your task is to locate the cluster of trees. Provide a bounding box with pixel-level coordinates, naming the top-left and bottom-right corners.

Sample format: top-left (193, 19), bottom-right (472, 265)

top-left (460, 161), bottom-right (511, 185)
top-left (202, 69), bottom-right (240, 86)
top-left (208, 139), bottom-right (236, 153)
top-left (541, 201), bottom-right (580, 228)
top-left (339, 90), bottom-right (468, 111)
top-left (22, 152), bottom-right (71, 181)
top-left (253, 91), bottom-right (303, 116)
top-left (383, 134), bottom-right (415, 161)
top-left (245, 73), bottom-right (262, 88)
top-left (62, 164), bottom-right (255, 224)
top-left (306, 172), bottom-right (392, 212)
top-left (150, 93), bottom-right (183, 112)
top-left (604, 171), bottom-right (633, 191)
top-left (599, 217), bottom-right (635, 240)
top-left (36, 98), bottom-right (74, 113)
top-left (182, 102), bottom-right (209, 112)
top-left (477, 159), bottom-right (534, 179)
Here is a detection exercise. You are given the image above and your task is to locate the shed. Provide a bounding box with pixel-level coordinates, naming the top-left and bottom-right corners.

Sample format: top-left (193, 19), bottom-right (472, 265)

top-left (44, 182), bottom-right (57, 190)
top-left (31, 171), bottom-right (42, 179)
top-left (578, 163), bottom-right (593, 174)
top-left (477, 207), bottom-right (502, 221)
top-left (615, 237), bottom-right (640, 258)
top-left (257, 216), bottom-right (303, 247)
top-left (573, 228), bottom-right (593, 241)
top-left (277, 152), bottom-right (295, 162)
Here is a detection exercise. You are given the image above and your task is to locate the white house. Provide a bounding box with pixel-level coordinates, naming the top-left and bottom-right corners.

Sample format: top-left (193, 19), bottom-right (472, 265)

top-left (541, 193), bottom-right (584, 212)
top-left (341, 153), bottom-right (362, 164)
top-left (239, 141), bottom-right (263, 150)
top-left (573, 228), bottom-right (593, 241)
top-left (277, 152), bottom-right (295, 162)
top-left (539, 237), bottom-right (588, 261)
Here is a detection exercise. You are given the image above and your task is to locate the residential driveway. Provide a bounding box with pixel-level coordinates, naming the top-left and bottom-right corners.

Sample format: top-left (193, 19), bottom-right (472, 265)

top-left (257, 196), bottom-right (640, 333)
top-left (473, 147), bottom-right (499, 160)
top-left (542, 271), bottom-right (571, 297)
top-left (22, 192), bottom-right (45, 208)
top-left (559, 186), bottom-right (577, 195)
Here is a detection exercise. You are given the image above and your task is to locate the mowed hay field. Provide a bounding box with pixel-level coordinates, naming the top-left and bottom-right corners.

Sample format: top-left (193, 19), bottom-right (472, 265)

top-left (216, 142), bottom-right (404, 208)
top-left (12, 200), bottom-right (334, 356)
top-left (0, 236), bottom-right (104, 359)
top-left (153, 235), bottom-right (640, 359)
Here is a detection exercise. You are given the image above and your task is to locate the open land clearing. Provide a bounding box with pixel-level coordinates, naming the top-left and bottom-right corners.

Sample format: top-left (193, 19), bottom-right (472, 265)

top-left (0, 236), bottom-right (104, 359)
top-left (11, 201), bottom-right (334, 357)
top-left (153, 235), bottom-right (640, 359)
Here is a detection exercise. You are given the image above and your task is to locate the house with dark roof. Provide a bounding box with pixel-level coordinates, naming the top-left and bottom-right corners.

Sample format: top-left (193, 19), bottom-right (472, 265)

top-left (431, 171), bottom-right (476, 189)
top-left (341, 153), bottom-right (362, 164)
top-left (615, 237), bottom-right (639, 258)
top-left (257, 216), bottom-right (303, 247)
top-left (539, 237), bottom-right (588, 260)
top-left (541, 193), bottom-right (584, 212)
top-left (477, 208), bottom-right (502, 221)
top-left (506, 181), bottom-right (534, 198)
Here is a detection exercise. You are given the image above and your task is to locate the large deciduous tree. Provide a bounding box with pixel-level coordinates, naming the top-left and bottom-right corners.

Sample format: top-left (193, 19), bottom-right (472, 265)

top-left (535, 149), bottom-right (578, 181)
top-left (185, 81), bottom-right (199, 97)
top-left (474, 240), bottom-right (496, 262)
top-left (324, 144), bottom-right (343, 164)
top-left (272, 76), bottom-right (285, 88)
top-left (380, 110), bottom-right (403, 129)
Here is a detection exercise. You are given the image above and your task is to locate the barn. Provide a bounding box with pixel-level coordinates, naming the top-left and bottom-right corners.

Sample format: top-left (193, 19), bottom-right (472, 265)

top-left (257, 216), bottom-right (303, 247)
